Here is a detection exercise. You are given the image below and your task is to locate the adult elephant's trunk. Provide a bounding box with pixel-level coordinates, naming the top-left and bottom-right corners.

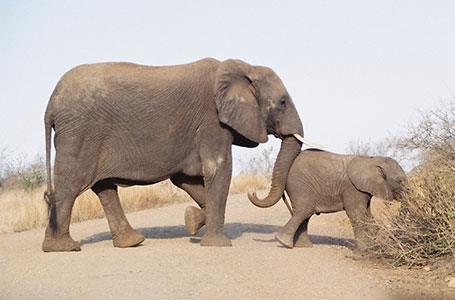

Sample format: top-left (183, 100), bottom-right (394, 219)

top-left (248, 135), bottom-right (302, 208)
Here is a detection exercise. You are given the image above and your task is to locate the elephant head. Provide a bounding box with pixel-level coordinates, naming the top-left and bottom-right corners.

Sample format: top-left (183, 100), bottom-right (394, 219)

top-left (214, 59), bottom-right (304, 207)
top-left (347, 156), bottom-right (407, 201)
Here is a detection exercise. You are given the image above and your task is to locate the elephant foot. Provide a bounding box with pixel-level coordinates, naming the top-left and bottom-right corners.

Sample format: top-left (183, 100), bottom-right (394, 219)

top-left (200, 233), bottom-right (232, 247)
top-left (184, 206), bottom-right (206, 235)
top-left (294, 234), bottom-right (313, 248)
top-left (42, 235), bottom-right (81, 252)
top-left (112, 229), bottom-right (145, 248)
top-left (275, 231), bottom-right (294, 249)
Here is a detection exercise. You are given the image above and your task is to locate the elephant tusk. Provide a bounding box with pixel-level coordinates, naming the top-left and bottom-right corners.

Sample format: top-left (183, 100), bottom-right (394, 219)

top-left (293, 134), bottom-right (325, 149)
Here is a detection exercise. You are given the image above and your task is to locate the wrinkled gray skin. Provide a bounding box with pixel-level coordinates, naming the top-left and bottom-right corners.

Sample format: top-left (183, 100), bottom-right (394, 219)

top-left (248, 149), bottom-right (407, 251)
top-left (42, 58), bottom-right (304, 252)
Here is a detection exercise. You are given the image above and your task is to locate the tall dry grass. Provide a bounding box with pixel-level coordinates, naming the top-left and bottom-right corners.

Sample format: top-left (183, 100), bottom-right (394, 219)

top-left (0, 175), bottom-right (269, 233)
top-left (229, 174), bottom-right (270, 195)
top-left (0, 186), bottom-right (48, 232)
top-left (0, 181), bottom-right (191, 233)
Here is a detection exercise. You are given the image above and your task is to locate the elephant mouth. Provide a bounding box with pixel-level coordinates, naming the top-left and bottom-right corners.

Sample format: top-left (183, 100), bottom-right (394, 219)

top-left (270, 129), bottom-right (293, 141)
top-left (267, 122), bottom-right (283, 139)
top-left (269, 122), bottom-right (295, 140)
top-left (392, 189), bottom-right (405, 201)
top-left (270, 130), bottom-right (324, 150)
top-left (271, 130), bottom-right (284, 139)
top-left (268, 119), bottom-right (286, 139)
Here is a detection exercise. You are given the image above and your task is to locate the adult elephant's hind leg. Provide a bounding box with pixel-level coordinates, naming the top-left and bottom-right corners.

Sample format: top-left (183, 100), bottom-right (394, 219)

top-left (42, 188), bottom-right (81, 252)
top-left (42, 175), bottom-right (81, 252)
top-left (92, 181), bottom-right (144, 248)
top-left (171, 174), bottom-right (206, 235)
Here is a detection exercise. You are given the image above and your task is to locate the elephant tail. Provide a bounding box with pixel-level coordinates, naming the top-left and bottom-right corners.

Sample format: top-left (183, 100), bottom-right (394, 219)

top-left (44, 110), bottom-right (57, 230)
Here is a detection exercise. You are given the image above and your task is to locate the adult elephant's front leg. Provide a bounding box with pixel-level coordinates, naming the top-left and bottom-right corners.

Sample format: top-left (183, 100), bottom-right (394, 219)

top-left (200, 153), bottom-right (232, 247)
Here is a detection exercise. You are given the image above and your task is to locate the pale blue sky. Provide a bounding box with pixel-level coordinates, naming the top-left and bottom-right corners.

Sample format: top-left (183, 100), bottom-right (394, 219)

top-left (1, 1), bottom-right (454, 168)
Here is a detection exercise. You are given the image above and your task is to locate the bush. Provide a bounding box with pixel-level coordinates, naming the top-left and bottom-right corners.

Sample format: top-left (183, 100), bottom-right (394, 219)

top-left (369, 160), bottom-right (455, 266)
top-left (366, 100), bottom-right (455, 266)
top-left (20, 165), bottom-right (46, 191)
top-left (0, 152), bottom-right (46, 191)
top-left (237, 146), bottom-right (276, 176)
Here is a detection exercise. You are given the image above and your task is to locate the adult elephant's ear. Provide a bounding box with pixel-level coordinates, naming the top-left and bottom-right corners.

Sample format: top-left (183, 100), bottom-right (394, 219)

top-left (214, 59), bottom-right (268, 144)
top-left (347, 157), bottom-right (393, 200)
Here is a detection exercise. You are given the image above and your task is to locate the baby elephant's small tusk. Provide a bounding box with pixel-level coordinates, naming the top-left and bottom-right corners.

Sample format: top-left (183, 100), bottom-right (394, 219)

top-left (293, 134), bottom-right (325, 149)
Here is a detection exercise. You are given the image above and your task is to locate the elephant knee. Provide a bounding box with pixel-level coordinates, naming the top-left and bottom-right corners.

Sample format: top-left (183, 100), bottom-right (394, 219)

top-left (202, 156), bottom-right (226, 181)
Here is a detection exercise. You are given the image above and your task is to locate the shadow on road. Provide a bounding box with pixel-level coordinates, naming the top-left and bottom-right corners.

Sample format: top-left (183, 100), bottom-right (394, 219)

top-left (253, 235), bottom-right (355, 249)
top-left (80, 222), bottom-right (354, 249)
top-left (310, 235), bottom-right (355, 249)
top-left (80, 223), bottom-right (277, 245)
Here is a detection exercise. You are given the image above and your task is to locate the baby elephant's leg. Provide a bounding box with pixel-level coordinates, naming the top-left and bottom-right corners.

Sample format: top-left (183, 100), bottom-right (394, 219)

top-left (294, 217), bottom-right (313, 247)
top-left (276, 208), bottom-right (313, 248)
top-left (345, 201), bottom-right (372, 252)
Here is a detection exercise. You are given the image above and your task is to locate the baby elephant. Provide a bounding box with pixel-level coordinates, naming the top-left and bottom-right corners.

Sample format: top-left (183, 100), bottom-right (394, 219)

top-left (248, 149), bottom-right (407, 250)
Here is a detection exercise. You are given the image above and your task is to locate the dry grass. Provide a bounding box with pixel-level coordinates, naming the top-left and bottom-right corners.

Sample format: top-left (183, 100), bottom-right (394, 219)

top-left (229, 174), bottom-right (270, 195)
top-left (0, 175), bottom-right (269, 233)
top-left (0, 186), bottom-right (48, 232)
top-left (352, 101), bottom-right (455, 267)
top-left (367, 159), bottom-right (455, 267)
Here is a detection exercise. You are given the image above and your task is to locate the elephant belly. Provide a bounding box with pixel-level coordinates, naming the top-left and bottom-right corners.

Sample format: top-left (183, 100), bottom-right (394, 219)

top-left (54, 127), bottom-right (202, 187)
top-left (314, 195), bottom-right (344, 214)
top-left (96, 145), bottom-right (200, 183)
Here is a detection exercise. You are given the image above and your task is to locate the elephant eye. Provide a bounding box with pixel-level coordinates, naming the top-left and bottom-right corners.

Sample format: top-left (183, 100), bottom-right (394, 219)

top-left (279, 97), bottom-right (286, 107)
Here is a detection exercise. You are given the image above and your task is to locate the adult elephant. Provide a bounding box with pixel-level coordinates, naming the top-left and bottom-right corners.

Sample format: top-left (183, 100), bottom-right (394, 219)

top-left (42, 58), bottom-right (307, 252)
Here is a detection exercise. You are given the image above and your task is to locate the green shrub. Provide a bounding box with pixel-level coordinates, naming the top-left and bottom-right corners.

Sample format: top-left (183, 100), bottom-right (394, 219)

top-left (20, 166), bottom-right (46, 191)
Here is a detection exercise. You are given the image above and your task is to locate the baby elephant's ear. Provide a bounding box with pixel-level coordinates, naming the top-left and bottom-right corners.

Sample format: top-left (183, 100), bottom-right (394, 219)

top-left (347, 157), bottom-right (393, 200)
top-left (214, 59), bottom-right (268, 144)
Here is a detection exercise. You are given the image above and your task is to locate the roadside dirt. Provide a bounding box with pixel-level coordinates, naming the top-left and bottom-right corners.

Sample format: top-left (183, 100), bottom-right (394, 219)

top-left (0, 192), bottom-right (453, 299)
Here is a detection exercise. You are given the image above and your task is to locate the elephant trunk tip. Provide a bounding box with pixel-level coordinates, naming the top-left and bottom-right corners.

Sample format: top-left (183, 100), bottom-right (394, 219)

top-left (247, 191), bottom-right (279, 208)
top-left (248, 191), bottom-right (261, 207)
top-left (247, 192), bottom-right (257, 203)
